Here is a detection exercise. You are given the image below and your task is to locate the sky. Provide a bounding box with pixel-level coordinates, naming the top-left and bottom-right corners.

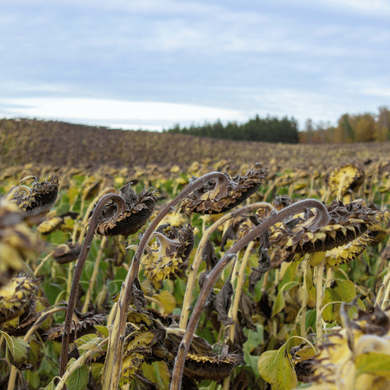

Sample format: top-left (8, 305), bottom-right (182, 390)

top-left (1, 0), bottom-right (390, 131)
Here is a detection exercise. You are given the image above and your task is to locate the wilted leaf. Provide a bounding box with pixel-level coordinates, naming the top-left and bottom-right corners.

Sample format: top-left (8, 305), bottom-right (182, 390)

top-left (355, 353), bottom-right (390, 378)
top-left (240, 294), bottom-right (257, 331)
top-left (132, 277), bottom-right (148, 313)
top-left (215, 277), bottom-right (234, 326)
top-left (68, 188), bottom-right (79, 204)
top-left (257, 344), bottom-right (297, 390)
top-left (248, 248), bottom-right (271, 294)
top-left (65, 364), bottom-right (89, 390)
top-left (272, 289), bottom-right (286, 318)
top-left (153, 290), bottom-right (176, 315)
top-left (42, 380), bottom-right (57, 390)
top-left (0, 331), bottom-right (31, 370)
top-left (221, 225), bottom-right (235, 251)
top-left (94, 325), bottom-right (109, 338)
top-left (202, 241), bottom-right (219, 271)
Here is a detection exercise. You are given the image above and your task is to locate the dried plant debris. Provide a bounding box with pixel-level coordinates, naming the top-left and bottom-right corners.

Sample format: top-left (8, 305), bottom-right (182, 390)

top-left (93, 182), bottom-right (157, 236)
top-left (52, 242), bottom-right (82, 264)
top-left (270, 200), bottom-right (388, 254)
top-left (179, 163), bottom-right (267, 214)
top-left (141, 224), bottom-right (194, 282)
top-left (7, 176), bottom-right (59, 217)
top-left (0, 275), bottom-right (38, 326)
top-left (0, 200), bottom-right (43, 287)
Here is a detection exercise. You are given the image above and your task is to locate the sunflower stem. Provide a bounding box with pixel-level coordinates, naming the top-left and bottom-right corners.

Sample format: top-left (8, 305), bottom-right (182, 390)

top-left (300, 255), bottom-right (309, 338)
top-left (228, 241), bottom-right (254, 344)
top-left (381, 271), bottom-right (390, 309)
top-left (82, 236), bottom-right (107, 313)
top-left (7, 367), bottom-right (17, 390)
top-left (59, 194), bottom-right (126, 380)
top-left (315, 254), bottom-right (326, 343)
top-left (170, 199), bottom-right (331, 390)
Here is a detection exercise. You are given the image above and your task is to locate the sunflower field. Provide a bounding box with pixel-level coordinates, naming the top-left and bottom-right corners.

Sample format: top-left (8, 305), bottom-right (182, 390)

top-left (1, 144), bottom-right (390, 390)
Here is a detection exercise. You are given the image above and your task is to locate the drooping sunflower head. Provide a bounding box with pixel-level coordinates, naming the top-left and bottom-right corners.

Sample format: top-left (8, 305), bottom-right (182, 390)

top-left (0, 199), bottom-right (43, 287)
top-left (184, 352), bottom-right (243, 381)
top-left (7, 176), bottom-right (59, 217)
top-left (328, 162), bottom-right (365, 199)
top-left (44, 308), bottom-right (105, 343)
top-left (270, 200), bottom-right (382, 255)
top-left (141, 224), bottom-right (195, 282)
top-left (324, 232), bottom-right (373, 267)
top-left (166, 330), bottom-right (243, 382)
top-left (179, 163), bottom-right (267, 215)
top-left (272, 195), bottom-right (293, 211)
top-left (305, 305), bottom-right (390, 389)
top-left (37, 211), bottom-right (78, 235)
top-left (0, 275), bottom-right (39, 326)
top-left (93, 182), bottom-right (157, 237)
top-left (52, 242), bottom-right (82, 264)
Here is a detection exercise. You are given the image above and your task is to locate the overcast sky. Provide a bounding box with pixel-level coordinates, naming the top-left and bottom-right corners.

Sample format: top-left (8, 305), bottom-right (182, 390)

top-left (1, 0), bottom-right (390, 130)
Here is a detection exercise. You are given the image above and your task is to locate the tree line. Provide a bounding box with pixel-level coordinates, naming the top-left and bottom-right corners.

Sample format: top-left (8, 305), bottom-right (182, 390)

top-left (164, 115), bottom-right (300, 144)
top-left (165, 106), bottom-right (390, 144)
top-left (299, 106), bottom-right (390, 144)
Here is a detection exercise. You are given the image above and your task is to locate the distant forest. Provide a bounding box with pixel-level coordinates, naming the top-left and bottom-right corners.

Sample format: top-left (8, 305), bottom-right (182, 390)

top-left (165, 115), bottom-right (300, 143)
top-left (165, 106), bottom-right (390, 144)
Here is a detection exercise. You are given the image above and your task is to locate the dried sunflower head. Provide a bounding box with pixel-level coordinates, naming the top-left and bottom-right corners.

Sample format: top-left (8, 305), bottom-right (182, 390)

top-left (324, 232), bottom-right (373, 267)
top-left (44, 308), bottom-right (105, 343)
top-left (328, 162), bottom-right (365, 198)
top-left (290, 343), bottom-right (316, 383)
top-left (52, 242), bottom-right (82, 264)
top-left (0, 275), bottom-right (39, 325)
top-left (272, 195), bottom-right (293, 211)
top-left (120, 329), bottom-right (164, 385)
top-left (37, 211), bottom-right (78, 235)
top-left (7, 176), bottom-right (59, 217)
top-left (184, 352), bottom-right (243, 381)
top-left (166, 330), bottom-right (243, 381)
top-left (140, 224), bottom-right (194, 282)
top-left (0, 199), bottom-right (43, 287)
top-left (179, 163), bottom-right (267, 215)
top-left (93, 182), bottom-right (157, 237)
top-left (305, 305), bottom-right (390, 390)
top-left (270, 200), bottom-right (382, 255)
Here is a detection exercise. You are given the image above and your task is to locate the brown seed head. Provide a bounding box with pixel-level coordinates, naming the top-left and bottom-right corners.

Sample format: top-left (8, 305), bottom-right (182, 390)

top-left (179, 163), bottom-right (267, 215)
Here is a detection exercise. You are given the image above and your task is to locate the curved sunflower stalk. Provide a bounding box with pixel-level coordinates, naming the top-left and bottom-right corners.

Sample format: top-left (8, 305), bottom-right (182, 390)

top-left (170, 199), bottom-right (331, 390)
top-left (59, 193), bottom-right (126, 378)
top-left (102, 166), bottom-right (267, 390)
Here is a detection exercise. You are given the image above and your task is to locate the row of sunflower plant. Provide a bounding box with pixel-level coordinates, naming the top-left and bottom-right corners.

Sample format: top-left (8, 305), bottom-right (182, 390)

top-left (0, 160), bottom-right (389, 390)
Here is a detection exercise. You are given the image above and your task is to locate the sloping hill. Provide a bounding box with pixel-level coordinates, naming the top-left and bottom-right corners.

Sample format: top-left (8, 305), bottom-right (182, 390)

top-left (1, 118), bottom-right (390, 170)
